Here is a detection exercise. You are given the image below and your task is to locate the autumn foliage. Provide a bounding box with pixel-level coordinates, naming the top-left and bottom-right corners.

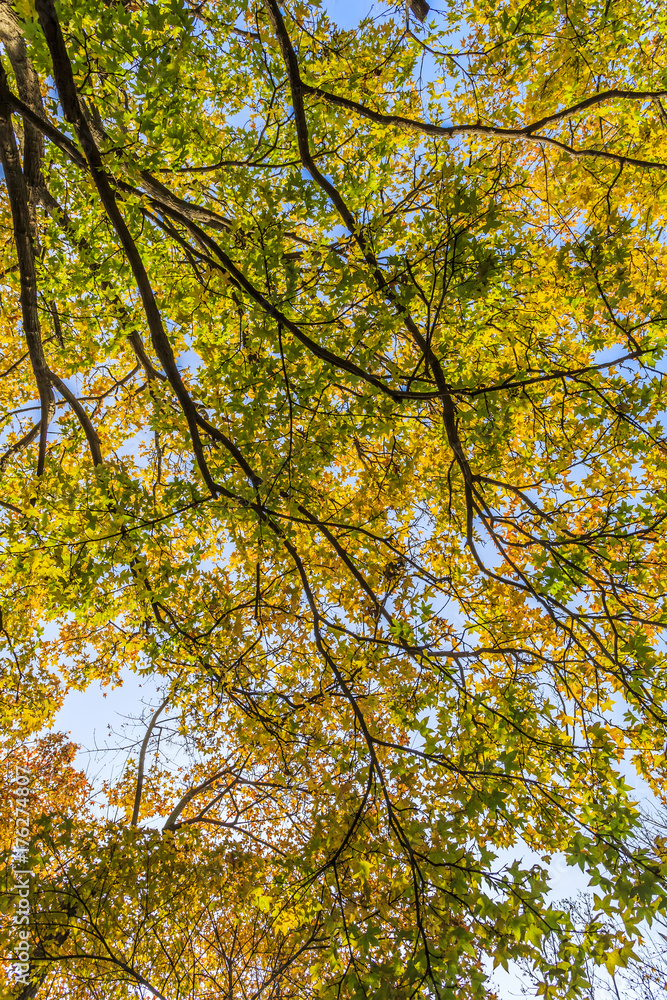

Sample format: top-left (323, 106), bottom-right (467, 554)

top-left (2, 0), bottom-right (667, 997)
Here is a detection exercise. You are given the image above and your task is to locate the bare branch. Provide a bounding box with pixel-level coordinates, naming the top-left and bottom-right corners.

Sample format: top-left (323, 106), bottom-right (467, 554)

top-left (131, 695), bottom-right (170, 826)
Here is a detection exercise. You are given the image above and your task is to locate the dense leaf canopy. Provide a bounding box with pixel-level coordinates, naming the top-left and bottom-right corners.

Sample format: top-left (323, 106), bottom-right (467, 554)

top-left (2, 0), bottom-right (667, 996)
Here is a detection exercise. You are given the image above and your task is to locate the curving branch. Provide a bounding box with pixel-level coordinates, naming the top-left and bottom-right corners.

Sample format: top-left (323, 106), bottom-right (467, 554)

top-left (301, 81), bottom-right (667, 171)
top-left (35, 0), bottom-right (223, 496)
top-left (264, 0), bottom-right (477, 534)
top-left (47, 369), bottom-right (103, 466)
top-left (162, 769), bottom-right (232, 832)
top-left (0, 420), bottom-right (41, 474)
top-left (131, 695), bottom-right (170, 826)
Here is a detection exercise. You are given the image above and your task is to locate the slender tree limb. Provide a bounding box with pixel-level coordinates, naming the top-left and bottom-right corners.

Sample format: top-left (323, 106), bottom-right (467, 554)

top-left (302, 81), bottom-right (667, 170)
top-left (0, 420), bottom-right (41, 474)
top-left (162, 769), bottom-right (232, 831)
top-left (35, 0), bottom-right (220, 496)
top-left (146, 205), bottom-right (408, 398)
top-left (47, 369), bottom-right (103, 466)
top-left (264, 0), bottom-right (477, 518)
top-left (131, 695), bottom-right (170, 826)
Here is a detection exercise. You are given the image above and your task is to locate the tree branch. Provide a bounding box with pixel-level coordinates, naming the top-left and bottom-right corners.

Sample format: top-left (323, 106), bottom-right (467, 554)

top-left (302, 81), bottom-right (667, 170)
top-left (0, 56), bottom-right (54, 475)
top-left (131, 695), bottom-right (170, 826)
top-left (47, 369), bottom-right (103, 466)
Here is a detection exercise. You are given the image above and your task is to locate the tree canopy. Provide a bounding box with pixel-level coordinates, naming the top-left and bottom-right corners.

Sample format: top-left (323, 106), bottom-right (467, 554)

top-left (2, 0), bottom-right (667, 996)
